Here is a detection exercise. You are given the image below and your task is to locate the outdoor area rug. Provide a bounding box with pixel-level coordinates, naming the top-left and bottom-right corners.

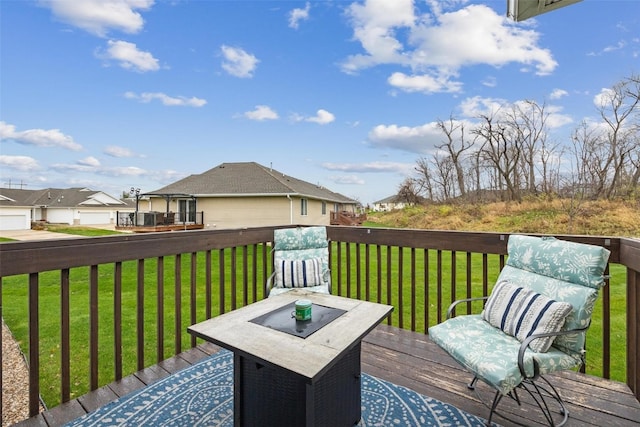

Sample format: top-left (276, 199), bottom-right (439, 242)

top-left (64, 350), bottom-right (494, 426)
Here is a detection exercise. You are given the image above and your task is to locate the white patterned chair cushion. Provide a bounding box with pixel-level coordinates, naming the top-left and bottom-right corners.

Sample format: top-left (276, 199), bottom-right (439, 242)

top-left (268, 227), bottom-right (331, 296)
top-left (430, 314), bottom-right (583, 395)
top-left (429, 234), bottom-right (610, 396)
top-left (481, 280), bottom-right (573, 353)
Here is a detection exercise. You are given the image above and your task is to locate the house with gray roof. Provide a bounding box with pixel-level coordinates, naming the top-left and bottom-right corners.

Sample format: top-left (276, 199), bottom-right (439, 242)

top-left (145, 162), bottom-right (359, 229)
top-left (0, 187), bottom-right (133, 230)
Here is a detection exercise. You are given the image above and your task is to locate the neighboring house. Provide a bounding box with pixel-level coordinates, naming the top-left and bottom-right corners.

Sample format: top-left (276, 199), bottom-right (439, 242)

top-left (0, 187), bottom-right (134, 231)
top-left (145, 162), bottom-right (358, 229)
top-left (372, 194), bottom-right (417, 212)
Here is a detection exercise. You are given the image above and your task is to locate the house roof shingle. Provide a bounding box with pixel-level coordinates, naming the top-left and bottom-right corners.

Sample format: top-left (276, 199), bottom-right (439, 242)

top-left (0, 188), bottom-right (128, 208)
top-left (148, 162), bottom-right (355, 204)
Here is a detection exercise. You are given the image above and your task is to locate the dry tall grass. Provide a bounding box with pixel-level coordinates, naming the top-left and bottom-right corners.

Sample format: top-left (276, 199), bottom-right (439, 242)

top-left (367, 198), bottom-right (640, 237)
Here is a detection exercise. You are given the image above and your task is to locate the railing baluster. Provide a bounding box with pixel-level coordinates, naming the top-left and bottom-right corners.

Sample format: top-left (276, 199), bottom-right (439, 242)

top-left (356, 243), bottom-right (361, 300)
top-left (28, 273), bottom-right (40, 417)
top-left (251, 244), bottom-right (258, 303)
top-left (451, 251), bottom-right (457, 315)
top-left (397, 247), bottom-right (404, 329)
top-left (206, 250), bottom-right (212, 319)
top-left (243, 246), bottom-right (249, 306)
top-left (411, 247), bottom-right (416, 332)
top-left (602, 264), bottom-right (611, 378)
top-left (365, 245), bottom-right (371, 302)
top-left (627, 267), bottom-right (639, 396)
top-left (436, 250), bottom-right (443, 324)
top-left (482, 253), bottom-right (489, 296)
top-left (346, 242), bottom-right (352, 298)
top-left (465, 252), bottom-right (472, 314)
top-left (61, 268), bottom-right (70, 402)
top-left (423, 249), bottom-right (429, 331)
top-left (174, 254), bottom-right (182, 355)
top-left (231, 247), bottom-right (237, 310)
top-left (114, 262), bottom-right (122, 381)
top-left (137, 259), bottom-right (145, 371)
top-left (157, 256), bottom-right (164, 362)
top-left (90, 265), bottom-right (99, 390)
top-left (386, 245), bottom-right (392, 325)
top-left (190, 252), bottom-right (197, 348)
top-left (337, 242), bottom-right (342, 296)
top-left (218, 249), bottom-right (225, 315)
top-left (376, 245), bottom-right (382, 304)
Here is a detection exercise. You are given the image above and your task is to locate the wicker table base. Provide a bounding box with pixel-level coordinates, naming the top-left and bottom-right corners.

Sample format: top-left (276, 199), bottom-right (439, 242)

top-left (235, 342), bottom-right (362, 427)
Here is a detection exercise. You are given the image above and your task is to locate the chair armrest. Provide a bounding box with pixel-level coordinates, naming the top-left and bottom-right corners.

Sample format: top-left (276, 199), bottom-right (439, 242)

top-left (446, 296), bottom-right (488, 319)
top-left (323, 268), bottom-right (331, 294)
top-left (265, 271), bottom-right (276, 297)
top-left (517, 325), bottom-right (589, 378)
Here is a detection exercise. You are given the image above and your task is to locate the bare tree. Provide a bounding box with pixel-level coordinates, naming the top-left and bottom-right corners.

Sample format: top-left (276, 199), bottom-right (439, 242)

top-left (474, 113), bottom-right (523, 202)
top-left (396, 177), bottom-right (422, 204)
top-left (435, 116), bottom-right (475, 198)
top-left (414, 157), bottom-right (435, 201)
top-left (431, 153), bottom-right (456, 201)
top-left (596, 75), bottom-right (640, 198)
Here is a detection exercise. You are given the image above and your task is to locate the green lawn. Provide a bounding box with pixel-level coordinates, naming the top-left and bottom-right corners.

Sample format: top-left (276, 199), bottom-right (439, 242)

top-left (1, 243), bottom-right (628, 407)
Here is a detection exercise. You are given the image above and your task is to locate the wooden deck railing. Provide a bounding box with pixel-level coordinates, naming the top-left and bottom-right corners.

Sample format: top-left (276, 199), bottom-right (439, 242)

top-left (0, 226), bottom-right (638, 419)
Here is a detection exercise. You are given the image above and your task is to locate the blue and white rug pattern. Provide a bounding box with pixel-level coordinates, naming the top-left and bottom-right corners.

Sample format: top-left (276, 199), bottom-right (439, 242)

top-left (65, 350), bottom-right (492, 426)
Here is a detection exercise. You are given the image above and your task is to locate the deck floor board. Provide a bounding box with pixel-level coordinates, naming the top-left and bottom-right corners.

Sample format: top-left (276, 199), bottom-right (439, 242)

top-left (14, 325), bottom-right (640, 427)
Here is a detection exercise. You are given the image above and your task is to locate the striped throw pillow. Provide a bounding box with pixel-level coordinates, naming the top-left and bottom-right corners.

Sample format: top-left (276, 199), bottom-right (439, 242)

top-left (276, 258), bottom-right (324, 288)
top-left (482, 280), bottom-right (573, 353)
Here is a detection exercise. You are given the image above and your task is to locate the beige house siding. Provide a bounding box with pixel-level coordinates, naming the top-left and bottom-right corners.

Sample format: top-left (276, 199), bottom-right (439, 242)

top-left (148, 195), bottom-right (332, 229)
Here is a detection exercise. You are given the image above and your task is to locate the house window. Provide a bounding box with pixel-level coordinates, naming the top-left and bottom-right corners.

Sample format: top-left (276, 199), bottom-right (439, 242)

top-left (321, 201), bottom-right (326, 215)
top-left (178, 199), bottom-right (196, 223)
top-left (301, 198), bottom-right (308, 216)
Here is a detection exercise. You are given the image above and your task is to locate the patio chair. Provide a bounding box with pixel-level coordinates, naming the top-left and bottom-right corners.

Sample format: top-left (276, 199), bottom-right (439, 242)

top-left (266, 226), bottom-right (331, 297)
top-left (428, 234), bottom-right (610, 426)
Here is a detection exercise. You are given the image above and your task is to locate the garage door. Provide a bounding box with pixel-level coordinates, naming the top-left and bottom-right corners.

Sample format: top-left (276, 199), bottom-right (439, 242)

top-left (79, 212), bottom-right (110, 225)
top-left (0, 215), bottom-right (28, 230)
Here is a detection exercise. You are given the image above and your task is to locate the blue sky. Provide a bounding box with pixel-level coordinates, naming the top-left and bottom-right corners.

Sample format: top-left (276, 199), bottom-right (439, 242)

top-left (1, 0), bottom-right (638, 205)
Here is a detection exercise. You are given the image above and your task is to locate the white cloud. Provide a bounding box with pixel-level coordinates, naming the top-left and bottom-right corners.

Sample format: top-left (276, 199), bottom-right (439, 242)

top-left (458, 96), bottom-right (509, 118)
top-left (322, 161), bottom-right (414, 174)
top-left (104, 145), bottom-right (135, 158)
top-left (0, 121), bottom-right (83, 151)
top-left (342, 2), bottom-right (557, 94)
top-left (244, 105), bottom-right (279, 121)
top-left (124, 91), bottom-right (206, 107)
top-left (98, 40), bottom-right (160, 72)
top-left (549, 88), bottom-right (568, 100)
top-left (289, 2), bottom-right (311, 29)
top-left (342, 0), bottom-right (415, 73)
top-left (0, 155), bottom-right (40, 171)
top-left (367, 122), bottom-right (443, 154)
top-left (305, 109), bottom-right (335, 125)
top-left (593, 88), bottom-right (616, 108)
top-left (42, 0), bottom-right (154, 37)
top-left (221, 45), bottom-right (259, 78)
top-left (544, 104), bottom-right (573, 129)
top-left (51, 162), bottom-right (147, 177)
top-left (329, 175), bottom-right (366, 185)
top-left (78, 156), bottom-right (101, 167)
top-left (388, 71), bottom-right (462, 94)
top-left (482, 76), bottom-right (497, 88)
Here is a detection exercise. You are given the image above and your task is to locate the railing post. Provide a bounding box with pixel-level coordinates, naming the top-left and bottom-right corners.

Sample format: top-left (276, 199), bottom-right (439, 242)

top-left (627, 267), bottom-right (639, 399)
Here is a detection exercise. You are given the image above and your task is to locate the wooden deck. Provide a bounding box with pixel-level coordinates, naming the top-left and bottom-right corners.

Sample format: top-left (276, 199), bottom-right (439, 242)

top-left (16, 325), bottom-right (640, 427)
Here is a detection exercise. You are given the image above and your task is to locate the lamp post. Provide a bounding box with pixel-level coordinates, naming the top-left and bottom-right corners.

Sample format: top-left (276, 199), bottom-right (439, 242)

top-left (130, 187), bottom-right (140, 226)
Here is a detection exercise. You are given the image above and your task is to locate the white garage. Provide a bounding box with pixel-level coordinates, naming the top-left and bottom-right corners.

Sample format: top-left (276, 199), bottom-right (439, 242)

top-left (0, 213), bottom-right (30, 230)
top-left (79, 211), bottom-right (111, 225)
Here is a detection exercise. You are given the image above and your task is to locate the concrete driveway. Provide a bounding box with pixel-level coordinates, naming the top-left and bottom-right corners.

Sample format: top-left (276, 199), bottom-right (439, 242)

top-left (0, 225), bottom-right (117, 241)
top-left (0, 229), bottom-right (82, 241)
